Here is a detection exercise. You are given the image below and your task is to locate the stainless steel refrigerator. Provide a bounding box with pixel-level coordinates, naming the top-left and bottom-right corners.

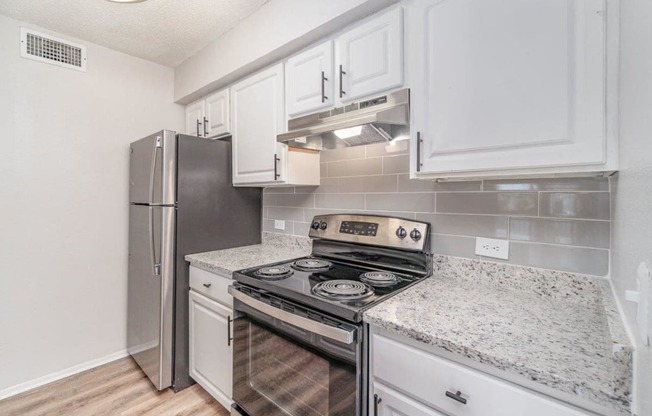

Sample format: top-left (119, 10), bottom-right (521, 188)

top-left (128, 130), bottom-right (261, 391)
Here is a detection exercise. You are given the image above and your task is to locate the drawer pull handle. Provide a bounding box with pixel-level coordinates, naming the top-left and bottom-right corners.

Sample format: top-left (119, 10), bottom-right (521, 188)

top-left (373, 394), bottom-right (382, 416)
top-left (202, 283), bottom-right (212, 288)
top-left (445, 390), bottom-right (467, 405)
top-left (227, 316), bottom-right (233, 346)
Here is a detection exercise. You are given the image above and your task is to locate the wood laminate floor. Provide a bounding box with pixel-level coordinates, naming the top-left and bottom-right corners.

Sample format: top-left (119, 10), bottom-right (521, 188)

top-left (0, 357), bottom-right (230, 416)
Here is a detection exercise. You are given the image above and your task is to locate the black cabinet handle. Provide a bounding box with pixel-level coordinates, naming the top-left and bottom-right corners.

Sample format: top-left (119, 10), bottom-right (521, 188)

top-left (339, 65), bottom-right (346, 98)
top-left (203, 116), bottom-right (208, 136)
top-left (416, 131), bottom-right (423, 172)
top-left (196, 119), bottom-right (201, 137)
top-left (202, 283), bottom-right (211, 288)
top-left (321, 71), bottom-right (328, 102)
top-left (445, 390), bottom-right (467, 405)
top-left (373, 394), bottom-right (382, 415)
top-left (227, 316), bottom-right (233, 346)
top-left (273, 154), bottom-right (281, 180)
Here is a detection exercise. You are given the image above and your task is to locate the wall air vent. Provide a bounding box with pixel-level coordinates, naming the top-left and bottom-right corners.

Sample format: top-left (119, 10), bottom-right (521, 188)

top-left (20, 28), bottom-right (87, 72)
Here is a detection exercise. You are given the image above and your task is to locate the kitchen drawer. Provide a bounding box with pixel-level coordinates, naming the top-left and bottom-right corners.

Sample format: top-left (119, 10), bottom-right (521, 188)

top-left (372, 334), bottom-right (590, 416)
top-left (189, 266), bottom-right (233, 307)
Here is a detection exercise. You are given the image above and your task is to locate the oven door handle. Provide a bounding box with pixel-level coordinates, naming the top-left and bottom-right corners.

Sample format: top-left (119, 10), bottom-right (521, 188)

top-left (229, 287), bottom-right (356, 345)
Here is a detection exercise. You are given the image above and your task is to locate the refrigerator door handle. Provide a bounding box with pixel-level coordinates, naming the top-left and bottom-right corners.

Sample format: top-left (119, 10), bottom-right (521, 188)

top-left (149, 136), bottom-right (163, 204)
top-left (149, 207), bottom-right (161, 276)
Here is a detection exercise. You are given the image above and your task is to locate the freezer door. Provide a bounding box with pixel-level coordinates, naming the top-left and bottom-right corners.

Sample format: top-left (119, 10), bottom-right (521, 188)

top-left (129, 130), bottom-right (177, 205)
top-left (128, 204), bottom-right (175, 390)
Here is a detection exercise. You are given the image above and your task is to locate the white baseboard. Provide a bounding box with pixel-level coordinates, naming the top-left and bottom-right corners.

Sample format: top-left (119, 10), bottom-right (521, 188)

top-left (0, 349), bottom-right (130, 401)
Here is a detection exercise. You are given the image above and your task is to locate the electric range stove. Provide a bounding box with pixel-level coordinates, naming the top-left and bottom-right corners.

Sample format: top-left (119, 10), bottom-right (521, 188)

top-left (234, 254), bottom-right (425, 322)
top-left (232, 214), bottom-right (432, 323)
top-left (229, 214), bottom-right (431, 416)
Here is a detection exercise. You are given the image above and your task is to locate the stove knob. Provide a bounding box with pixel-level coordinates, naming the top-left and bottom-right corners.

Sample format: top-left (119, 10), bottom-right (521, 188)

top-left (311, 221), bottom-right (321, 230)
top-left (319, 221), bottom-right (328, 230)
top-left (396, 226), bottom-right (407, 239)
top-left (410, 229), bottom-right (422, 241)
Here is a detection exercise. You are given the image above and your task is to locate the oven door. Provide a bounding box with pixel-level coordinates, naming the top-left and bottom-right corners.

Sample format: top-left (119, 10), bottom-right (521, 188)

top-left (230, 286), bottom-right (361, 416)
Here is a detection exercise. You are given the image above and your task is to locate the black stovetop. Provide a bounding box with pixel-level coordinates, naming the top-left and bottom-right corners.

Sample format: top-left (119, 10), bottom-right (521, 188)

top-left (233, 256), bottom-right (424, 323)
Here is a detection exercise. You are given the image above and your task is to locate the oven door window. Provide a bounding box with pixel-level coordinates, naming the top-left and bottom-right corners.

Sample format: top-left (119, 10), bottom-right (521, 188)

top-left (233, 315), bottom-right (357, 416)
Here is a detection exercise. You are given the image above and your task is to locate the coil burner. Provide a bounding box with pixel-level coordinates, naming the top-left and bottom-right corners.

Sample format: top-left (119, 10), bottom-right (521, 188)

top-left (254, 265), bottom-right (293, 280)
top-left (292, 258), bottom-right (333, 272)
top-left (312, 280), bottom-right (374, 301)
top-left (359, 271), bottom-right (400, 287)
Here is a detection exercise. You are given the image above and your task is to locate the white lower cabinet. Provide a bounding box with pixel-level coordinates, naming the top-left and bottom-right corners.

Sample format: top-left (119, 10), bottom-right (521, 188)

top-left (372, 382), bottom-right (446, 416)
top-left (189, 267), bottom-right (233, 410)
top-left (370, 330), bottom-right (591, 416)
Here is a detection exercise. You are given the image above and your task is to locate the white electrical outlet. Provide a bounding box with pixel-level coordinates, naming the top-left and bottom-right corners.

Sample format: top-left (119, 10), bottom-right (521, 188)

top-left (274, 220), bottom-right (285, 230)
top-left (475, 237), bottom-right (509, 260)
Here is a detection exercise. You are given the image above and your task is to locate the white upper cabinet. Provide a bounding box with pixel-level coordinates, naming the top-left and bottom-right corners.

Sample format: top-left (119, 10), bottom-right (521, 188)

top-left (284, 7), bottom-right (405, 119)
top-left (410, 0), bottom-right (616, 178)
top-left (336, 6), bottom-right (404, 103)
top-left (231, 63), bottom-right (286, 185)
top-left (185, 99), bottom-right (205, 137)
top-left (205, 89), bottom-right (230, 137)
top-left (185, 88), bottom-right (230, 138)
top-left (286, 41), bottom-right (334, 117)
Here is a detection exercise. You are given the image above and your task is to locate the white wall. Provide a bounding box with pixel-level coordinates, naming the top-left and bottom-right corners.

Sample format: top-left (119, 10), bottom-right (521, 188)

top-left (610, 0), bottom-right (652, 414)
top-left (174, 0), bottom-right (398, 103)
top-left (0, 14), bottom-right (183, 396)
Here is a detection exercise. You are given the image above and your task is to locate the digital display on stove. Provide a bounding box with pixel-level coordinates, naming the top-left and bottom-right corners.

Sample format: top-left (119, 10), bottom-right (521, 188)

top-left (339, 221), bottom-right (378, 236)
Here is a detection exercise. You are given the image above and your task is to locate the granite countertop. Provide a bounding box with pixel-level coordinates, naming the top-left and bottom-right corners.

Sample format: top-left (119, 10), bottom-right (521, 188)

top-left (185, 232), bottom-right (312, 276)
top-left (365, 256), bottom-right (632, 415)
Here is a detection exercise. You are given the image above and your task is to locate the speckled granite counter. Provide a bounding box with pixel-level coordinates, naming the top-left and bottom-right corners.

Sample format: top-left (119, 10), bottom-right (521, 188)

top-left (185, 232), bottom-right (312, 276)
top-left (365, 256), bottom-right (632, 415)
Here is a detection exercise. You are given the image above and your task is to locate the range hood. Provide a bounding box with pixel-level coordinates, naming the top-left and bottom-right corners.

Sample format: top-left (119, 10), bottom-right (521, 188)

top-left (277, 88), bottom-right (409, 150)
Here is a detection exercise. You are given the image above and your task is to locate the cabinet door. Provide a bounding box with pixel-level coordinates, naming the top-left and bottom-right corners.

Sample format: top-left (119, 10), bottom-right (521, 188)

top-left (205, 88), bottom-right (230, 137)
top-left (336, 6), bottom-right (404, 102)
top-left (411, 0), bottom-right (607, 176)
top-left (189, 291), bottom-right (233, 410)
top-left (231, 63), bottom-right (285, 185)
top-left (185, 99), bottom-right (205, 137)
top-left (372, 382), bottom-right (445, 416)
top-left (286, 41), bottom-right (334, 117)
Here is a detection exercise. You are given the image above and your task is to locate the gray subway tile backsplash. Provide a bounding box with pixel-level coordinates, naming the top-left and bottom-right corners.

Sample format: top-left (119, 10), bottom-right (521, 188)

top-left (430, 234), bottom-right (479, 259)
top-left (510, 217), bottom-right (610, 249)
top-left (262, 144), bottom-right (612, 276)
top-left (337, 175), bottom-right (398, 193)
top-left (319, 145), bottom-right (366, 162)
top-left (265, 193), bottom-right (315, 208)
top-left (509, 242), bottom-right (609, 276)
top-left (366, 193), bottom-right (435, 212)
top-left (436, 192), bottom-right (538, 216)
top-left (417, 213), bottom-right (508, 238)
top-left (539, 192), bottom-right (610, 220)
top-left (267, 207), bottom-right (304, 222)
top-left (293, 222), bottom-right (312, 237)
top-left (326, 157), bottom-right (382, 177)
top-left (315, 193), bottom-right (365, 210)
top-left (263, 219), bottom-right (294, 234)
top-left (382, 154), bottom-right (409, 174)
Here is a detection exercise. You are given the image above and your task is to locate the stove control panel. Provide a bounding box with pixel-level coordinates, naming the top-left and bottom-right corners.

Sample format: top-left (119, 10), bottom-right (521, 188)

top-left (308, 214), bottom-right (430, 252)
top-left (339, 221), bottom-right (378, 236)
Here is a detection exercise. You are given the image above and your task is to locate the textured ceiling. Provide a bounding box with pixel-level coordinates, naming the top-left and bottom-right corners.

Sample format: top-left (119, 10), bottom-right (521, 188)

top-left (0, 0), bottom-right (269, 67)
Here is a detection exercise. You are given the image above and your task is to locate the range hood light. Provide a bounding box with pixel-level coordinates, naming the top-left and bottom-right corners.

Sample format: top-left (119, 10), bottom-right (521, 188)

top-left (278, 89), bottom-right (410, 150)
top-left (334, 126), bottom-right (363, 139)
top-left (389, 134), bottom-right (410, 146)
